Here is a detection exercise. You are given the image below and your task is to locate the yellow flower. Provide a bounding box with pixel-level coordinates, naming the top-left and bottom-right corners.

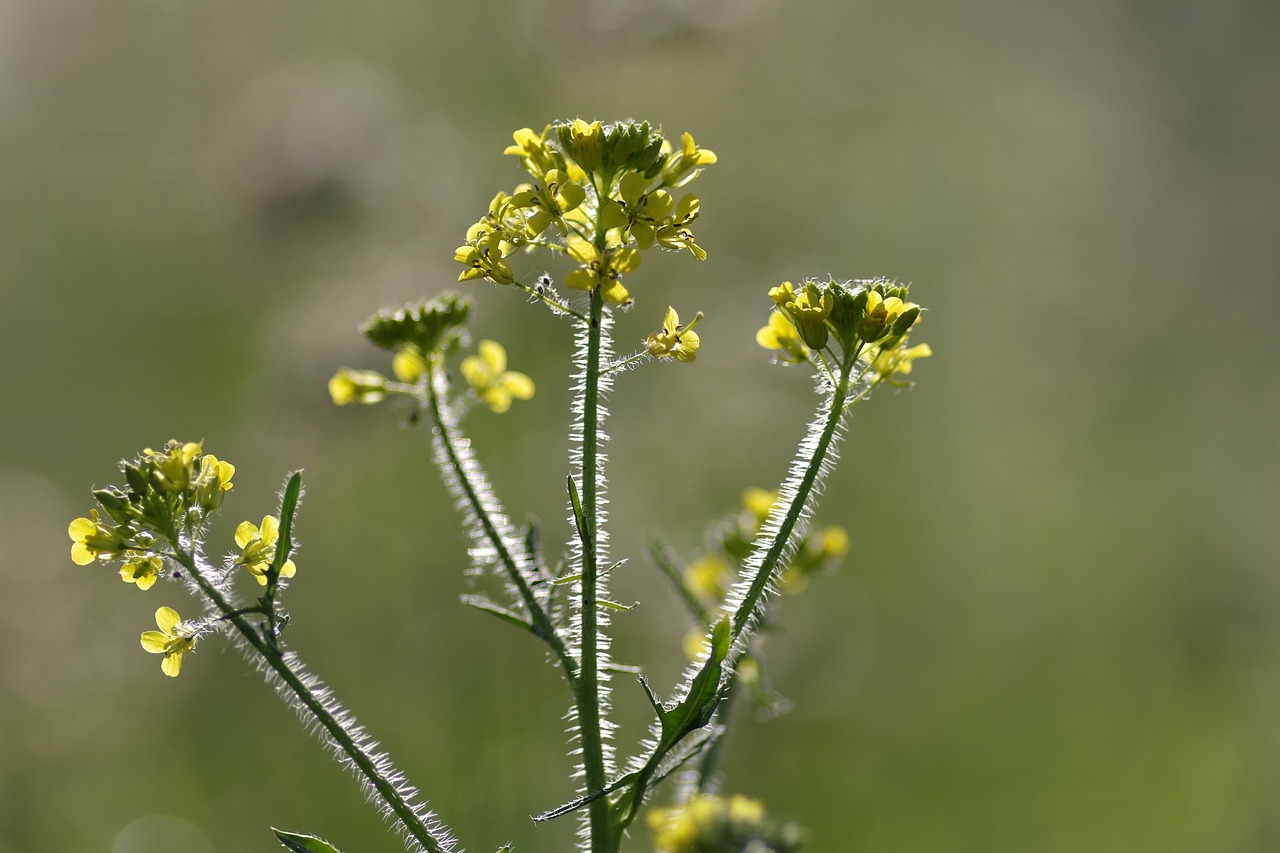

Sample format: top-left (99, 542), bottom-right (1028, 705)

top-left (392, 347), bottom-right (428, 383)
top-left (194, 454), bottom-right (235, 512)
top-left (660, 131), bottom-right (718, 188)
top-left (565, 237), bottom-right (639, 306)
top-left (235, 515), bottom-right (297, 586)
top-left (143, 441), bottom-right (203, 493)
top-left (857, 290), bottom-right (914, 344)
top-left (68, 510), bottom-right (128, 565)
top-left (683, 554), bottom-right (731, 603)
top-left (742, 488), bottom-right (778, 527)
top-left (648, 794), bottom-right (769, 853)
top-left (768, 281), bottom-right (796, 307)
top-left (461, 340), bottom-right (535, 414)
top-left (140, 606), bottom-right (197, 678)
top-left (328, 368), bottom-right (387, 406)
top-left (756, 311), bottom-right (810, 363)
top-left (868, 341), bottom-right (932, 385)
top-left (645, 307), bottom-right (702, 363)
top-left (454, 220), bottom-right (515, 285)
top-left (503, 125), bottom-right (563, 179)
top-left (509, 169), bottom-right (586, 237)
top-left (783, 281), bottom-right (835, 349)
top-left (120, 555), bottom-right (163, 591)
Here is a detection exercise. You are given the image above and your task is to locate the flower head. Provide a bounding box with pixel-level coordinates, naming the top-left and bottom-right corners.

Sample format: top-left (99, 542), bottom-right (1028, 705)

top-left (140, 606), bottom-right (197, 677)
top-left (68, 510), bottom-right (129, 565)
top-left (461, 340), bottom-right (535, 414)
top-left (683, 554), bottom-right (732, 604)
top-left (565, 237), bottom-right (640, 307)
top-left (361, 293), bottom-right (471, 359)
top-left (868, 341), bottom-right (933, 386)
top-left (143, 441), bottom-right (203, 493)
top-left (328, 369), bottom-right (388, 406)
top-left (755, 311), bottom-right (810, 363)
top-left (645, 307), bottom-right (703, 363)
top-left (194, 455), bottom-right (235, 512)
top-left (120, 555), bottom-right (164, 591)
top-left (235, 515), bottom-right (297, 586)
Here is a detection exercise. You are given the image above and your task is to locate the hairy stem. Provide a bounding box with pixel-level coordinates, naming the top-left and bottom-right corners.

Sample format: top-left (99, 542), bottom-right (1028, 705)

top-left (576, 288), bottom-right (615, 851)
top-left (423, 358), bottom-right (578, 684)
top-left (729, 356), bottom-right (853, 648)
top-left (171, 548), bottom-right (458, 853)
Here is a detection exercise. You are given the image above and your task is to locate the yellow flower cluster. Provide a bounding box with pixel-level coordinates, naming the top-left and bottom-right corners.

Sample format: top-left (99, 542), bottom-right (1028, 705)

top-left (455, 120), bottom-right (716, 310)
top-left (757, 278), bottom-right (932, 385)
top-left (66, 441), bottom-right (306, 678)
top-left (648, 793), bottom-right (801, 853)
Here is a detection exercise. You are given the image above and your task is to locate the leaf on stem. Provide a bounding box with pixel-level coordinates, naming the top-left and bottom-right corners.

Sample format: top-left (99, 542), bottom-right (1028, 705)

top-left (272, 828), bottom-right (344, 853)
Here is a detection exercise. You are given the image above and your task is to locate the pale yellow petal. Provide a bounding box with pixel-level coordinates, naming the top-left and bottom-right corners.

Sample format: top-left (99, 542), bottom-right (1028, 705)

top-left (154, 606), bottom-right (180, 634)
top-left (234, 521), bottom-right (258, 548)
top-left (68, 517), bottom-right (96, 540)
top-left (279, 559), bottom-right (297, 579)
top-left (478, 340), bottom-right (507, 374)
top-left (259, 515), bottom-right (280, 546)
top-left (140, 631), bottom-right (169, 654)
top-left (70, 542), bottom-right (97, 565)
top-left (161, 652), bottom-right (183, 677)
top-left (500, 372), bottom-right (535, 401)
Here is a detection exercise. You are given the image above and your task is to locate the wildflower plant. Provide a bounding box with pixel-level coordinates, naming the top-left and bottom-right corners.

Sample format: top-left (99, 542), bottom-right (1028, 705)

top-left (67, 119), bottom-right (932, 853)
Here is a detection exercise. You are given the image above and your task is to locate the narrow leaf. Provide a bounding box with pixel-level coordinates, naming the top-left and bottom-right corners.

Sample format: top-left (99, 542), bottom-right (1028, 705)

top-left (461, 594), bottom-right (535, 633)
top-left (598, 598), bottom-right (636, 611)
top-left (532, 771), bottom-right (639, 822)
top-left (272, 828), bottom-right (343, 853)
top-left (272, 472), bottom-right (304, 575)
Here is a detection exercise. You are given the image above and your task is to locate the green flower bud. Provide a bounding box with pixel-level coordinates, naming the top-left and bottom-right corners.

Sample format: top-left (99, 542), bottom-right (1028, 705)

top-left (94, 488), bottom-right (136, 526)
top-left (361, 293), bottom-right (472, 358)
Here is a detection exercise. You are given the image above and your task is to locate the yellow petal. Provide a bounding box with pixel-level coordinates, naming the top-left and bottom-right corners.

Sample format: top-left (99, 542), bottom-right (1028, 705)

top-left (478, 340), bottom-right (507, 374)
top-left (280, 559), bottom-right (297, 579)
top-left (154, 606), bottom-right (181, 634)
top-left (70, 542), bottom-right (97, 565)
top-left (234, 521), bottom-right (257, 549)
top-left (392, 349), bottom-right (426, 383)
top-left (259, 515), bottom-right (280, 546)
top-left (68, 517), bottom-right (96, 541)
top-left (662, 306), bottom-right (680, 333)
top-left (500, 372), bottom-right (535, 401)
top-left (484, 390), bottom-right (512, 414)
top-left (140, 631), bottom-right (169, 654)
top-left (161, 652), bottom-right (183, 677)
top-left (460, 354), bottom-right (488, 389)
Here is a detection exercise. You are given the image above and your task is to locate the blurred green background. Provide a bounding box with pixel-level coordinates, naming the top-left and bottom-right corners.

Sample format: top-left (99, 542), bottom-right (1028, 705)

top-left (3, 0), bottom-right (1278, 851)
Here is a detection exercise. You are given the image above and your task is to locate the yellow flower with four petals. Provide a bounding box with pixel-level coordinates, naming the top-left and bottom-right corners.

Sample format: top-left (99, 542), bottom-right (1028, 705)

top-left (140, 606), bottom-right (197, 677)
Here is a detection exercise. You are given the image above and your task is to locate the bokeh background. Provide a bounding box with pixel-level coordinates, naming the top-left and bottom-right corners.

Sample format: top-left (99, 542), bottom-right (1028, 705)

top-left (3, 0), bottom-right (1278, 851)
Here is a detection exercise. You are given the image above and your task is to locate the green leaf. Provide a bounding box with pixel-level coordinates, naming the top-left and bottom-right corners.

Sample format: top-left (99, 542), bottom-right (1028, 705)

top-left (272, 472), bottom-right (303, 576)
top-left (461, 594), bottom-right (535, 633)
top-left (272, 828), bottom-right (343, 853)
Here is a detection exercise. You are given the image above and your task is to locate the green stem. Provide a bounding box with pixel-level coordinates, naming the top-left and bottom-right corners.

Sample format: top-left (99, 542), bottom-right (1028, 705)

top-left (577, 287), bottom-right (616, 851)
top-left (423, 359), bottom-right (578, 685)
top-left (730, 357), bottom-right (854, 645)
top-left (171, 549), bottom-right (453, 853)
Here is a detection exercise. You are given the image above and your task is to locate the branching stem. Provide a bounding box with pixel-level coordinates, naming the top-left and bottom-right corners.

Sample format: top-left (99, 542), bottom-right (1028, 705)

top-left (168, 548), bottom-right (455, 853)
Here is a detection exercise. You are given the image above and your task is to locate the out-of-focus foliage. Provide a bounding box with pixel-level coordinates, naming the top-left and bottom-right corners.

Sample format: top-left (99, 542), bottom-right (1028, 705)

top-left (2, 0), bottom-right (1277, 851)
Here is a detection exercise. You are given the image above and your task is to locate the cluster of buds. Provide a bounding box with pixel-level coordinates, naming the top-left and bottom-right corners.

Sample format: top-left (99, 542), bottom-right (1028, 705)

top-left (328, 292), bottom-right (535, 415)
top-left (455, 120), bottom-right (716, 308)
top-left (757, 278), bottom-right (931, 385)
top-left (67, 441), bottom-right (238, 676)
top-left (647, 793), bottom-right (804, 853)
top-left (71, 441), bottom-right (234, 570)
